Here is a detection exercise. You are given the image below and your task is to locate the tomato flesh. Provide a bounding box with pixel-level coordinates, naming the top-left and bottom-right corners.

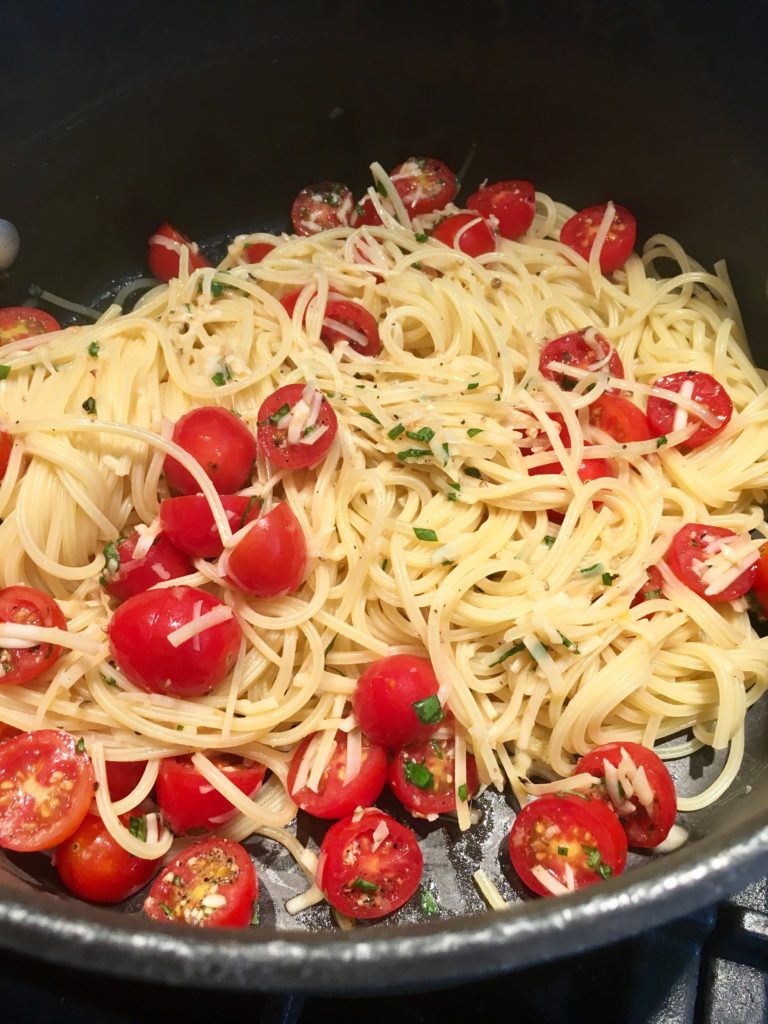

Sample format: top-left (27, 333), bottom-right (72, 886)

top-left (539, 329), bottom-right (624, 390)
top-left (0, 306), bottom-right (60, 344)
top-left (257, 382), bottom-right (339, 471)
top-left (646, 370), bottom-right (733, 449)
top-left (352, 654), bottom-right (445, 749)
top-left (148, 222), bottom-right (210, 283)
top-left (321, 299), bottom-right (381, 357)
top-left (752, 545), bottom-right (768, 614)
top-left (0, 585), bottom-right (67, 686)
top-left (101, 530), bottom-right (193, 602)
top-left (389, 157), bottom-right (458, 216)
top-left (431, 213), bottom-right (496, 258)
top-left (350, 196), bottom-right (383, 227)
top-left (590, 394), bottom-right (652, 443)
top-left (159, 494), bottom-right (261, 559)
top-left (631, 563), bottom-right (665, 609)
top-left (291, 182), bottom-right (353, 236)
top-left (466, 179), bottom-right (536, 240)
top-left (667, 523), bottom-right (758, 603)
top-left (389, 736), bottom-right (479, 817)
top-left (105, 759), bottom-right (148, 803)
top-left (560, 203), bottom-right (636, 273)
top-left (288, 731), bottom-right (387, 819)
top-left (243, 242), bottom-right (275, 264)
top-left (164, 407), bottom-right (257, 495)
top-left (157, 754), bottom-right (266, 834)
top-left (223, 502), bottom-right (307, 598)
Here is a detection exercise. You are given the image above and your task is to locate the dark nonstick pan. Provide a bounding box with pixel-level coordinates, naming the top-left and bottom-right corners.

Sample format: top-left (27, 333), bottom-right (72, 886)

top-left (1, 0), bottom-right (767, 993)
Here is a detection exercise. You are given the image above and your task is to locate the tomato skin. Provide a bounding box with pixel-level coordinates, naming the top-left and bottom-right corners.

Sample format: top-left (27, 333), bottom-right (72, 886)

top-left (389, 737), bottom-right (479, 817)
top-left (466, 180), bottom-right (536, 240)
top-left (560, 203), bottom-right (637, 273)
top-left (389, 157), bottom-right (458, 216)
top-left (291, 182), bottom-right (354, 236)
top-left (0, 585), bottom-right (67, 686)
top-left (0, 307), bottom-right (60, 344)
top-left (528, 447), bottom-right (615, 484)
top-left (352, 654), bottom-right (444, 749)
top-left (350, 196), bottom-right (383, 227)
top-left (288, 731), bottom-right (387, 819)
top-left (101, 530), bottom-right (193, 602)
top-left (223, 502), bottom-right (307, 598)
top-left (159, 494), bottom-right (260, 559)
top-left (164, 407), bottom-right (257, 496)
top-left (752, 545), bottom-right (768, 614)
top-left (590, 394), bottom-right (653, 443)
top-left (0, 730), bottom-right (95, 852)
top-left (105, 760), bottom-right (148, 803)
top-left (53, 812), bottom-right (161, 904)
top-left (667, 523), bottom-right (758, 603)
top-left (257, 383), bottom-right (339, 471)
top-left (0, 431), bottom-right (13, 480)
top-left (646, 370), bottom-right (733, 449)
top-left (321, 299), bottom-right (381, 357)
top-left (316, 808), bottom-right (423, 920)
top-left (575, 741), bottom-right (677, 849)
top-left (144, 837), bottom-right (258, 928)
top-left (243, 242), bottom-right (275, 264)
top-left (157, 755), bottom-right (266, 834)
top-left (148, 222), bottom-right (210, 283)
top-left (539, 329), bottom-right (624, 389)
top-left (109, 586), bottom-right (241, 698)
top-left (631, 563), bottom-right (665, 609)
top-left (431, 213), bottom-right (496, 258)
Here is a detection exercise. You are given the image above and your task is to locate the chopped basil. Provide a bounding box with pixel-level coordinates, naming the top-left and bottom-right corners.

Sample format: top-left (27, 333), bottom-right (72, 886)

top-left (268, 402), bottom-right (291, 425)
top-left (558, 631), bottom-right (580, 653)
top-left (420, 889), bottom-right (439, 915)
top-left (466, 427), bottom-right (483, 438)
top-left (239, 494), bottom-right (260, 529)
top-left (543, 535), bottom-right (557, 547)
top-left (406, 426), bottom-right (435, 443)
top-left (404, 759), bottom-right (434, 790)
top-left (580, 563), bottom-right (604, 577)
top-left (656, 435), bottom-right (668, 448)
top-left (442, 559), bottom-right (454, 566)
top-left (100, 673), bottom-right (117, 687)
top-left (0, 366), bottom-right (10, 381)
top-left (397, 447), bottom-right (432, 461)
top-left (489, 641), bottom-right (525, 667)
top-left (602, 572), bottom-right (617, 586)
top-left (413, 261), bottom-right (422, 270)
top-left (375, 180), bottom-right (388, 197)
top-left (351, 877), bottom-right (378, 892)
top-left (557, 845), bottom-right (569, 857)
top-left (430, 740), bottom-right (444, 759)
top-left (210, 280), bottom-right (225, 297)
top-left (88, 341), bottom-right (100, 357)
top-left (175, 724), bottom-right (184, 731)
top-left (75, 737), bottom-right (85, 754)
top-left (82, 397), bottom-right (96, 414)
top-left (250, 904), bottom-right (260, 926)
top-left (466, 382), bottom-right (479, 391)
top-left (413, 526), bottom-right (438, 542)
top-left (212, 363), bottom-right (232, 387)
top-left (643, 587), bottom-right (662, 600)
top-left (582, 845), bottom-right (601, 871)
top-left (597, 862), bottom-right (614, 880)
top-left (412, 694), bottom-right (445, 725)
top-left (457, 783), bottom-right (468, 802)
top-left (172, 875), bottom-right (182, 886)
top-left (414, 232), bottom-right (429, 244)
top-left (447, 480), bottom-right (461, 491)
top-left (387, 422), bottom-right (405, 440)
top-left (381, 559), bottom-right (389, 572)
top-left (159, 903), bottom-right (174, 919)
top-left (102, 540), bottom-right (120, 576)
top-left (359, 411), bottom-right (381, 424)
top-left (129, 815), bottom-right (147, 842)
top-left (464, 466), bottom-right (482, 479)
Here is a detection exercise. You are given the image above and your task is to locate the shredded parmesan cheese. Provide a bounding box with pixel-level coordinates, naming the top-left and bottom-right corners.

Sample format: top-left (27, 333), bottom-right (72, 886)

top-left (166, 604), bottom-right (233, 648)
top-left (473, 868), bottom-right (509, 909)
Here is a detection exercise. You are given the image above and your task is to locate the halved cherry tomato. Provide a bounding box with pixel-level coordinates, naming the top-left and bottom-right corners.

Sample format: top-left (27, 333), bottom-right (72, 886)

top-left (105, 759), bottom-right (148, 803)
top-left (509, 793), bottom-right (627, 897)
top-left (288, 731), bottom-right (387, 819)
top-left (752, 544), bottom-right (768, 614)
top-left (144, 836), bottom-right (257, 928)
top-left (431, 213), bottom-right (496, 258)
top-left (576, 741), bottom-right (677, 848)
top-left (53, 812), bottom-right (162, 903)
top-left (157, 754), bottom-right (266, 834)
top-left (0, 585), bottom-right (67, 686)
top-left (109, 585), bottom-right (241, 697)
top-left (0, 432), bottom-right (13, 480)
top-left (148, 222), bottom-right (210, 283)
top-left (321, 299), bottom-right (381, 357)
top-left (539, 329), bottom-right (624, 390)
top-left (257, 383), bottom-right (338, 471)
top-left (631, 564), bottom-right (665, 608)
top-left (646, 370), bottom-right (733, 449)
top-left (243, 242), bottom-right (275, 264)
top-left (350, 196), bottom-right (383, 227)
top-left (528, 447), bottom-right (615, 483)
top-left (560, 203), bottom-right (636, 274)
top-left (590, 394), bottom-right (652, 443)
top-left (223, 502), bottom-right (307, 598)
top-left (0, 730), bottom-right (94, 852)
top-left (100, 530), bottom-right (193, 602)
top-left (159, 494), bottom-right (261, 559)
top-left (316, 808), bottom-right (423, 920)
top-left (667, 523), bottom-right (759, 603)
top-left (291, 182), bottom-right (354, 236)
top-left (0, 307), bottom-right (60, 344)
top-left (389, 157), bottom-right (458, 217)
top-left (352, 654), bottom-right (444, 749)
top-left (164, 407), bottom-right (257, 496)
top-left (389, 737), bottom-right (479, 817)
top-left (0, 724), bottom-right (19, 744)
top-left (467, 180), bottom-right (536, 240)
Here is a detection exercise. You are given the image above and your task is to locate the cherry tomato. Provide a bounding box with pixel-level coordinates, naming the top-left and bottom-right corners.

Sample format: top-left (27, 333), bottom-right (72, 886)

top-left (350, 196), bottom-right (383, 227)
top-left (223, 502), bottom-right (307, 598)
top-left (466, 179), bottom-right (536, 240)
top-left (560, 203), bottom-right (637, 273)
top-left (164, 407), bottom-right (257, 496)
top-left (0, 307), bottom-right (60, 344)
top-left (321, 299), bottom-right (381, 357)
top-left (752, 544), bottom-right (768, 614)
top-left (257, 383), bottom-right (339, 471)
top-left (509, 794), bottom-right (627, 897)
top-left (53, 812), bottom-right (162, 903)
top-left (352, 654), bottom-right (444, 749)
top-left (109, 585), bottom-right (241, 697)
top-left (539, 329), bottom-right (624, 390)
top-left (667, 524), bottom-right (759, 603)
top-left (157, 754), bottom-right (266, 834)
top-left (0, 585), bottom-right (67, 686)
top-left (159, 494), bottom-right (261, 559)
top-left (646, 370), bottom-right (733, 449)
top-left (590, 394), bottom-right (653, 443)
top-left (631, 563), bottom-right (665, 608)
top-left (144, 837), bottom-right (257, 928)
top-left (431, 213), bottom-right (496, 258)
top-left (0, 724), bottom-right (19, 744)
top-left (316, 808), bottom-right (423, 920)
top-left (0, 432), bottom-right (13, 480)
top-left (280, 289), bottom-right (304, 318)
top-left (100, 530), bottom-right (193, 602)
top-left (291, 182), bottom-right (354, 236)
top-left (576, 741), bottom-right (677, 848)
top-left (148, 222), bottom-right (210, 283)
top-left (105, 759), bottom-right (148, 803)
top-left (0, 730), bottom-right (94, 852)
top-left (528, 447), bottom-right (615, 484)
top-left (287, 731), bottom-right (387, 819)
top-left (389, 157), bottom-right (458, 216)
top-left (389, 737), bottom-right (479, 817)
top-left (243, 242), bottom-right (275, 264)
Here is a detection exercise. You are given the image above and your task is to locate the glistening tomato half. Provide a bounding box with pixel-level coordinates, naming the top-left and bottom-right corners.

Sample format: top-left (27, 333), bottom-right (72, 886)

top-left (590, 394), bottom-right (652, 443)
top-left (0, 306), bottom-right (60, 344)
top-left (288, 731), bottom-right (388, 819)
top-left (389, 157), bottom-right (458, 216)
top-left (164, 407), bottom-right (257, 495)
top-left (157, 754), bottom-right (266, 834)
top-left (560, 203), bottom-right (636, 273)
top-left (105, 759), bottom-right (148, 803)
top-left (667, 524), bottom-right (759, 603)
top-left (243, 242), bottom-right (275, 264)
top-left (222, 502), bottom-right (307, 598)
top-left (148, 222), bottom-right (210, 283)
top-left (100, 531), bottom-right (193, 602)
top-left (159, 494), bottom-right (261, 559)
top-left (539, 329), bottom-right (624, 390)
top-left (290, 182), bottom-right (353, 236)
top-left (431, 213), bottom-right (496, 258)
top-left (752, 544), bottom-right (768, 615)
top-left (646, 371), bottom-right (733, 449)
top-left (352, 654), bottom-right (445, 749)
top-left (631, 563), bottom-right (665, 609)
top-left (389, 737), bottom-right (479, 817)
top-left (257, 383), bottom-right (339, 470)
top-left (467, 179), bottom-right (536, 240)
top-left (0, 585), bottom-right (67, 686)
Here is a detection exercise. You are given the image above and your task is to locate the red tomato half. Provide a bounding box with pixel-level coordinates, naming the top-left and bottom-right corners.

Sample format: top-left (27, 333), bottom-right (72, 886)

top-left (0, 730), bottom-right (94, 852)
top-left (539, 329), bottom-right (624, 390)
top-left (0, 432), bottom-right (12, 480)
top-left (646, 371), bottom-right (733, 449)
top-left (590, 394), bottom-right (652, 443)
top-left (159, 494), bottom-right (261, 559)
top-left (316, 808), bottom-right (423, 920)
top-left (389, 737), bottom-right (479, 817)
top-left (467, 180), bottom-right (536, 240)
top-left (54, 812), bottom-right (162, 904)
top-left (350, 196), bottom-right (383, 227)
top-left (352, 654), bottom-right (444, 749)
top-left (560, 203), bottom-right (637, 273)
top-left (431, 213), bottom-right (496, 258)
top-left (667, 524), bottom-right (758, 603)
top-left (321, 299), bottom-right (381, 357)
top-left (752, 545), bottom-right (768, 615)
top-left (105, 760), bottom-right (148, 803)
top-left (528, 447), bottom-right (615, 484)
top-left (164, 407), bottom-right (257, 495)
top-left (144, 837), bottom-right (258, 928)
top-left (157, 754), bottom-right (266, 834)
top-left (509, 794), bottom-right (627, 897)
top-left (223, 502), bottom-right (307, 598)
top-left (631, 563), bottom-right (665, 608)
top-left (288, 731), bottom-right (387, 819)
top-left (148, 222), bottom-right (210, 283)
top-left (243, 242), bottom-right (275, 264)
top-left (109, 586), bottom-right (241, 697)
top-left (389, 157), bottom-right (458, 216)
top-left (291, 182), bottom-right (354, 236)
top-left (0, 307), bottom-right (60, 344)
top-left (100, 530), bottom-right (193, 602)
top-left (257, 383), bottom-right (339, 471)
top-left (0, 585), bottom-right (67, 686)
top-left (576, 741), bottom-right (677, 848)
